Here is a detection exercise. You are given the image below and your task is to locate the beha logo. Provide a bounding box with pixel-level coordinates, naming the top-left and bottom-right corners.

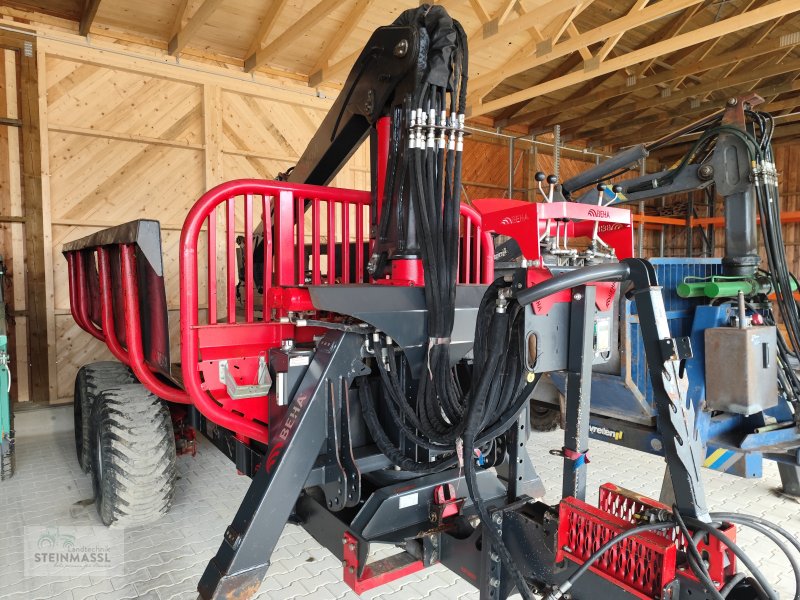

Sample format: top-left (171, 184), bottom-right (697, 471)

top-left (587, 208), bottom-right (610, 218)
top-left (500, 213), bottom-right (530, 226)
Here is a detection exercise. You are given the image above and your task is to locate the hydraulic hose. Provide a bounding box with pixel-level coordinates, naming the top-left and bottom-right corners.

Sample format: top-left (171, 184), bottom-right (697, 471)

top-left (516, 262), bottom-right (631, 307)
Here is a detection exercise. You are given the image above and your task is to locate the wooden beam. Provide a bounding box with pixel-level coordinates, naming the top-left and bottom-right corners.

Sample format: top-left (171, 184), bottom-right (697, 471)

top-left (245, 0), bottom-right (342, 73)
top-left (18, 36), bottom-right (56, 403)
top-left (311, 0), bottom-right (373, 75)
top-left (594, 0), bottom-right (649, 63)
top-left (168, 0), bottom-right (225, 56)
top-left (668, 0), bottom-right (767, 86)
top-left (509, 34), bottom-right (794, 128)
top-left (309, 47), bottom-right (359, 88)
top-left (560, 57), bottom-right (800, 138)
top-left (633, 0), bottom-right (707, 77)
top-left (494, 53), bottom-right (585, 123)
top-left (566, 23), bottom-right (592, 61)
top-left (78, 0), bottom-right (102, 36)
top-left (245, 0), bottom-right (290, 59)
top-left (471, 1), bottom-right (594, 101)
top-left (169, 0), bottom-right (190, 41)
top-left (495, 0), bottom-right (517, 26)
top-left (469, 0), bottom-right (800, 117)
top-left (472, 0), bottom-right (585, 55)
top-left (469, 0), bottom-right (703, 98)
top-left (469, 0), bottom-right (491, 24)
top-left (582, 78), bottom-right (800, 146)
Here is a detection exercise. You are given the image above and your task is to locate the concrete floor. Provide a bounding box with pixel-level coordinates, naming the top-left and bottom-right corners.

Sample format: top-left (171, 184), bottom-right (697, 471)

top-left (1, 404), bottom-right (798, 600)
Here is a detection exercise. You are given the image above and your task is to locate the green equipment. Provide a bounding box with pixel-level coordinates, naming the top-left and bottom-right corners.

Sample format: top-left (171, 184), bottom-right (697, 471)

top-left (0, 257), bottom-right (14, 480)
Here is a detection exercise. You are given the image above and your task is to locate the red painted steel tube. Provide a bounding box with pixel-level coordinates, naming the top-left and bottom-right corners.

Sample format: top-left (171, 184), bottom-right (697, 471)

top-left (181, 180), bottom-right (369, 440)
top-left (120, 244), bottom-right (190, 404)
top-left (244, 194), bottom-right (254, 323)
top-left (275, 190), bottom-right (295, 287)
top-left (96, 248), bottom-right (130, 366)
top-left (74, 251), bottom-right (105, 341)
top-left (226, 198), bottom-right (236, 324)
top-left (312, 198), bottom-right (321, 285)
top-left (207, 210), bottom-right (217, 324)
top-left (261, 195), bottom-right (272, 314)
top-left (463, 217), bottom-right (472, 283)
top-left (342, 202), bottom-right (350, 283)
top-left (355, 203), bottom-right (364, 283)
top-left (66, 253), bottom-right (91, 335)
top-left (296, 197), bottom-right (305, 285)
top-left (327, 201), bottom-right (335, 283)
top-left (460, 204), bottom-right (494, 284)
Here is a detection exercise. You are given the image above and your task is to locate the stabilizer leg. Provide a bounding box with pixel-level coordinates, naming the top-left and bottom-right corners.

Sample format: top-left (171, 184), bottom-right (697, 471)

top-left (198, 331), bottom-right (368, 600)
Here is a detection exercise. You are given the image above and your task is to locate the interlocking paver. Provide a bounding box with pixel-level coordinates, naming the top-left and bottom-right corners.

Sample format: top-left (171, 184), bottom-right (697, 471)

top-left (2, 407), bottom-right (799, 599)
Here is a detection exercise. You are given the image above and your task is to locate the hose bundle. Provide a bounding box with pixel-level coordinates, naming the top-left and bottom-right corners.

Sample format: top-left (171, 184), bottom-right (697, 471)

top-left (356, 6), bottom-right (540, 597)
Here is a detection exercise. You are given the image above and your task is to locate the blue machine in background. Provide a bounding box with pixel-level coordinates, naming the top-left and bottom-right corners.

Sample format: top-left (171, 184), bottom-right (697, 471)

top-left (535, 257), bottom-right (800, 489)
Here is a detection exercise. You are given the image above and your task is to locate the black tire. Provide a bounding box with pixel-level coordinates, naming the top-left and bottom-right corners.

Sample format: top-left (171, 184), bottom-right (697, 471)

top-left (74, 362), bottom-right (135, 473)
top-left (530, 403), bottom-right (561, 432)
top-left (90, 383), bottom-right (176, 526)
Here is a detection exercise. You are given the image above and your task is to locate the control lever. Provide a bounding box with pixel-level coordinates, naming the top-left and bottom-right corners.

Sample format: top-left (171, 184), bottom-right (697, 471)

top-left (535, 172), bottom-right (558, 203)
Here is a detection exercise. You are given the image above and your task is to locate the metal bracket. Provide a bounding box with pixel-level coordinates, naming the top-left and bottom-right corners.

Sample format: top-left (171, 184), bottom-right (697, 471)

top-left (659, 337), bottom-right (692, 362)
top-left (218, 356), bottom-right (271, 399)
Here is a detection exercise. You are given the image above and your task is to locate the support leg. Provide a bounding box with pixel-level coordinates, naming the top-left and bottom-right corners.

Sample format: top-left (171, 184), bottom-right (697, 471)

top-left (562, 285), bottom-right (596, 501)
top-left (625, 258), bottom-right (710, 521)
top-left (778, 462), bottom-right (800, 497)
top-left (198, 332), bottom-right (368, 600)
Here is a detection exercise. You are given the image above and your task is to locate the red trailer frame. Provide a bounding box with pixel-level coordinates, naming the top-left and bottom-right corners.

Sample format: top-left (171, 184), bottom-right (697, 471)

top-left (64, 179), bottom-right (494, 445)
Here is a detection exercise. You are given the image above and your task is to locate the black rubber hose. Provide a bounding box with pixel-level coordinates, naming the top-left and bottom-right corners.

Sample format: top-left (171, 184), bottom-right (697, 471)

top-left (672, 506), bottom-right (725, 600)
top-left (714, 518), bottom-right (800, 600)
top-left (516, 262), bottom-right (631, 307)
top-left (684, 516), bottom-right (777, 600)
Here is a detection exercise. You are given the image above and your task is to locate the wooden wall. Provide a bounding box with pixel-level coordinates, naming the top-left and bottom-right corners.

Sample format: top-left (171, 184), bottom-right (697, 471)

top-left (460, 135), bottom-right (604, 203)
top-left (6, 27), bottom-right (800, 405)
top-left (3, 34), bottom-right (369, 405)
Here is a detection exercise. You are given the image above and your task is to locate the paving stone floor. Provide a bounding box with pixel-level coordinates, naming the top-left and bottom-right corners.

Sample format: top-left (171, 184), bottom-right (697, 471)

top-left (1, 405), bottom-right (797, 599)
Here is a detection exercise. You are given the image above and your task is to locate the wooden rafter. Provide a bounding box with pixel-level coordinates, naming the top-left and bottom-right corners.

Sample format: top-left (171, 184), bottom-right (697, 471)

top-left (311, 0), bottom-right (374, 75)
top-left (469, 0), bottom-right (704, 97)
top-left (593, 0), bottom-right (649, 64)
top-left (572, 61), bottom-right (800, 141)
top-left (494, 53), bottom-right (585, 123)
top-left (511, 35), bottom-right (792, 129)
top-left (78, 0), bottom-right (102, 36)
top-left (566, 23), bottom-right (593, 61)
top-left (694, 12), bottom-right (788, 101)
top-left (561, 59), bottom-right (800, 133)
top-left (668, 0), bottom-right (766, 87)
top-left (469, 0), bottom-right (800, 118)
top-left (245, 0), bottom-right (341, 73)
top-left (469, 0), bottom-right (491, 24)
top-left (471, 0), bottom-right (585, 55)
top-left (246, 0), bottom-right (290, 59)
top-left (495, 0), bottom-right (517, 27)
top-left (168, 0), bottom-right (225, 56)
top-left (634, 0), bottom-right (710, 78)
top-left (604, 85), bottom-right (800, 148)
top-left (471, 1), bottom-right (594, 101)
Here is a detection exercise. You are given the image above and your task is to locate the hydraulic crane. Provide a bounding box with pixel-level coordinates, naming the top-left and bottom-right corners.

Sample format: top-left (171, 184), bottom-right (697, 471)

top-left (62, 6), bottom-right (798, 599)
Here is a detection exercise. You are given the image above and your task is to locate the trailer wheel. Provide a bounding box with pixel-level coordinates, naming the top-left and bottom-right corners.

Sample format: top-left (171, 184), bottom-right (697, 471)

top-left (90, 384), bottom-right (176, 526)
top-left (529, 403), bottom-right (561, 432)
top-left (74, 362), bottom-right (134, 473)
